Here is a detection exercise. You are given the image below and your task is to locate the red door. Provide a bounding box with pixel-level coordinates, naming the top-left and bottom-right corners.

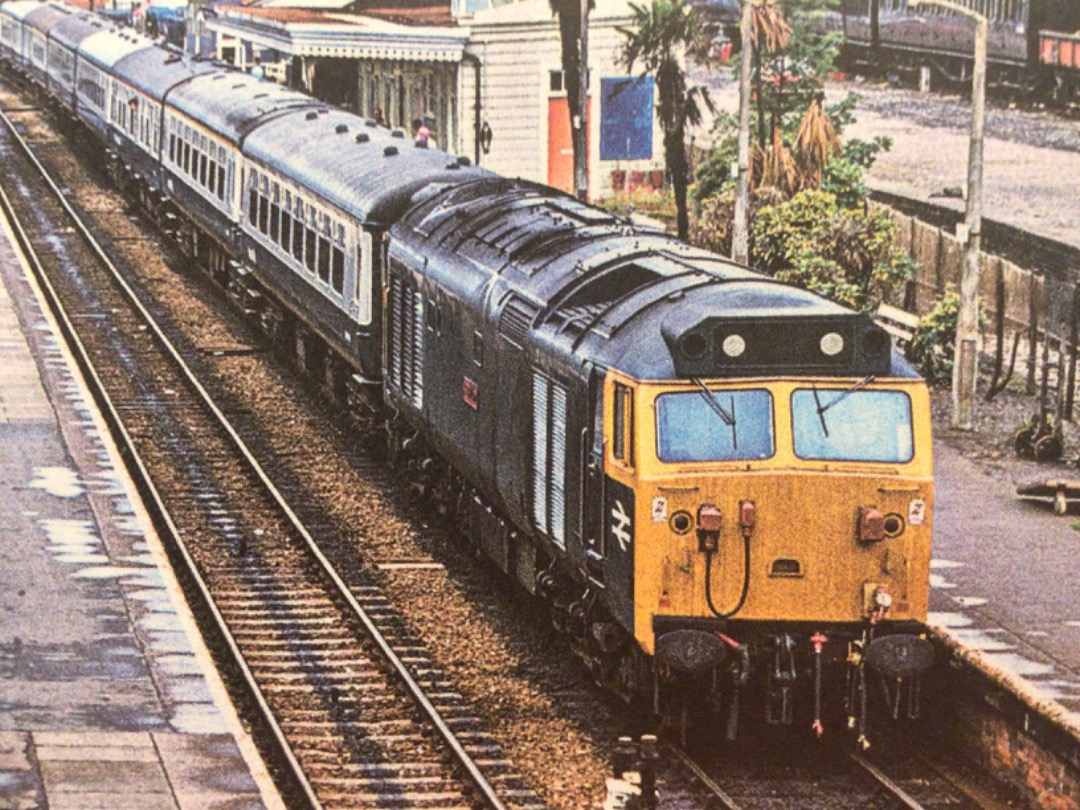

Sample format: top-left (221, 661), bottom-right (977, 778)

top-left (548, 97), bottom-right (589, 194)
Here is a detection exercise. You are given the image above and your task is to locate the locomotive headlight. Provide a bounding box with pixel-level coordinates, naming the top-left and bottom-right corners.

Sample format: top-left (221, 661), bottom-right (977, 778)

top-left (722, 334), bottom-right (746, 358)
top-left (820, 332), bottom-right (844, 356)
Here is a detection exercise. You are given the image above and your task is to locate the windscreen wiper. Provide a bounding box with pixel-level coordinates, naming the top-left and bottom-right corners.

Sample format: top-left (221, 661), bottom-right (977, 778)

top-left (691, 377), bottom-right (737, 450)
top-left (813, 375), bottom-right (876, 437)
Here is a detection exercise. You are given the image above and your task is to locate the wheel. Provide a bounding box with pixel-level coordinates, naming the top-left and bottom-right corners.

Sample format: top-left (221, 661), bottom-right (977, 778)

top-left (1034, 434), bottom-right (1064, 462)
top-left (1013, 426), bottom-right (1036, 458)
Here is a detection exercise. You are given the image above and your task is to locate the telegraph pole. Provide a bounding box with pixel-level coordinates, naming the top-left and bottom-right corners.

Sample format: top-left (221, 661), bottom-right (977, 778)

top-left (574, 0), bottom-right (590, 201)
top-left (910, 0), bottom-right (986, 430)
top-left (732, 0), bottom-right (753, 265)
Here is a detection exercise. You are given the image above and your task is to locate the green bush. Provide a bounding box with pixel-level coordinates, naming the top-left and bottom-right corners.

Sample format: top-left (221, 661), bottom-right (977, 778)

top-left (750, 189), bottom-right (915, 313)
top-left (908, 288), bottom-right (960, 385)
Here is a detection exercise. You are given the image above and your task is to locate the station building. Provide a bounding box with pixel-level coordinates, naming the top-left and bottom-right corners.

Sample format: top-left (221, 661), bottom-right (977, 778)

top-left (191, 0), bottom-right (667, 198)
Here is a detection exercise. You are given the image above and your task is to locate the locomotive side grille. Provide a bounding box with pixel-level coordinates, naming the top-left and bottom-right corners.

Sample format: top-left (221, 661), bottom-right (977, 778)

top-left (532, 373), bottom-right (549, 536)
top-left (411, 292), bottom-right (424, 408)
top-left (549, 383), bottom-right (568, 544)
top-left (389, 274), bottom-right (402, 387)
top-left (499, 296), bottom-right (539, 347)
top-left (387, 272), bottom-right (424, 409)
top-left (531, 370), bottom-right (567, 548)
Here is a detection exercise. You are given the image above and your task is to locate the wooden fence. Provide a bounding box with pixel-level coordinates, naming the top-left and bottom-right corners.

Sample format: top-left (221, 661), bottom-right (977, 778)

top-left (878, 202), bottom-right (1080, 411)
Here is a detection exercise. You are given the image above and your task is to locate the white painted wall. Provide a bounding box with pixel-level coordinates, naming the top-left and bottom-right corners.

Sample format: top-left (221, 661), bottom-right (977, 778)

top-left (461, 0), bottom-right (665, 199)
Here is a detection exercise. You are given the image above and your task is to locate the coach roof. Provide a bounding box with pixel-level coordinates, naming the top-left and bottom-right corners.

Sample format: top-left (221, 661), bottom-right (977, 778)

top-left (243, 108), bottom-right (491, 223)
top-left (78, 26), bottom-right (154, 71)
top-left (0, 1), bottom-right (45, 24)
top-left (165, 70), bottom-right (318, 144)
top-left (112, 46), bottom-right (218, 100)
top-left (22, 2), bottom-right (74, 35)
top-left (48, 8), bottom-right (108, 51)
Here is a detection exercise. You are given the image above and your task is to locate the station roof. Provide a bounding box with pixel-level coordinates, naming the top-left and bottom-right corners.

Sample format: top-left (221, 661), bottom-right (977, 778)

top-left (202, 4), bottom-right (465, 62)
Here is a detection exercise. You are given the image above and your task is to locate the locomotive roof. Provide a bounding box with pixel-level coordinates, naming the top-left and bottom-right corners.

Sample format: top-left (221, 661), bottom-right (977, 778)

top-left (394, 178), bottom-right (913, 380)
top-left (166, 71), bottom-right (320, 144)
top-left (0, 1), bottom-right (45, 23)
top-left (48, 8), bottom-right (110, 50)
top-left (79, 27), bottom-right (155, 71)
top-left (112, 46), bottom-right (219, 100)
top-left (243, 109), bottom-right (492, 223)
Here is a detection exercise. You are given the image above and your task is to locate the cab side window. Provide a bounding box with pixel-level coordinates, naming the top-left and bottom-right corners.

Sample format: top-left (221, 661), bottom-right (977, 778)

top-left (612, 382), bottom-right (634, 467)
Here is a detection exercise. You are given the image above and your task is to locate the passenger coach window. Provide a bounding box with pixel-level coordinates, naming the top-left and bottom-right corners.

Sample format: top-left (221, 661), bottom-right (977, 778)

top-left (791, 388), bottom-right (913, 463)
top-left (655, 389), bottom-right (773, 463)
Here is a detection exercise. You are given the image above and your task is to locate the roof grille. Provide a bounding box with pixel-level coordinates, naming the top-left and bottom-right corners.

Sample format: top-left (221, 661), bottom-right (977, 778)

top-left (306, 111), bottom-right (318, 120)
top-left (356, 133), bottom-right (369, 143)
top-left (336, 124), bottom-right (348, 134)
top-left (384, 146), bottom-right (398, 157)
top-left (499, 296), bottom-right (539, 347)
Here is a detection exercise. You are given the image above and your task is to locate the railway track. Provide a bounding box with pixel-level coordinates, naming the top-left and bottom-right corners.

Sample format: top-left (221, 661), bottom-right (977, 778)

top-left (0, 100), bottom-right (544, 809)
top-left (0, 76), bottom-right (1032, 808)
top-left (659, 736), bottom-right (1005, 809)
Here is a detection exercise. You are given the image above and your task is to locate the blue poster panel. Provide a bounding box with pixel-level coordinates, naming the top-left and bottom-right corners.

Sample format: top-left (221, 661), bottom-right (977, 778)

top-left (600, 77), bottom-right (654, 161)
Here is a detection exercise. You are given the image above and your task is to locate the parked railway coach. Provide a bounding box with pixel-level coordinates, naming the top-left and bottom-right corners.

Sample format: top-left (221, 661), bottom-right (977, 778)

top-left (0, 0), bottom-right (935, 739)
top-left (387, 177), bottom-right (935, 738)
top-left (834, 0), bottom-right (1080, 98)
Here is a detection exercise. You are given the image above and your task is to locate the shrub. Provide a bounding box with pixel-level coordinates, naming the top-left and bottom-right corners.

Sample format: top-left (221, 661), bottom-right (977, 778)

top-left (750, 189), bottom-right (915, 313)
top-left (908, 288), bottom-right (960, 385)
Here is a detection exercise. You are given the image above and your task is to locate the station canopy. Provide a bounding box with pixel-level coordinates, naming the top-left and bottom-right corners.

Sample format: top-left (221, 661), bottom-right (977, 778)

top-left (203, 4), bottom-right (467, 63)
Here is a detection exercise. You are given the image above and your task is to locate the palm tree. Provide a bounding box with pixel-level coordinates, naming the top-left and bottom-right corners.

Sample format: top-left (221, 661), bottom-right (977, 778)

top-left (549, 0), bottom-right (591, 199)
top-left (619, 0), bottom-right (715, 240)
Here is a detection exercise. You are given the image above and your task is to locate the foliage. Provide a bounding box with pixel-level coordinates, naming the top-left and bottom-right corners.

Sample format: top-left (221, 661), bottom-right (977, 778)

top-left (908, 288), bottom-right (960, 385)
top-left (595, 186), bottom-right (678, 221)
top-left (750, 190), bottom-right (915, 312)
top-left (819, 136), bottom-right (889, 208)
top-left (619, 0), bottom-right (716, 240)
top-left (690, 187), bottom-right (781, 256)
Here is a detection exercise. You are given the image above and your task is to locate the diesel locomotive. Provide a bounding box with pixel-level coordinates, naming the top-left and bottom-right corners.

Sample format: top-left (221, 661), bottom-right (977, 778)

top-left (0, 0), bottom-right (935, 739)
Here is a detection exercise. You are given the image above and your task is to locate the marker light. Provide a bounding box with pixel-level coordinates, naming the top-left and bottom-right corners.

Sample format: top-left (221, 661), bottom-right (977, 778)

top-left (820, 332), bottom-right (844, 356)
top-left (722, 334), bottom-right (746, 358)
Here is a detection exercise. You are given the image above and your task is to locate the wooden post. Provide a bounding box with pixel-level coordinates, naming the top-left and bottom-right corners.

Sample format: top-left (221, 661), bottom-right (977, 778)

top-left (1028, 274), bottom-right (1038, 394)
top-left (732, 0), bottom-right (753, 265)
top-left (912, 0), bottom-right (986, 430)
top-left (574, 0), bottom-right (590, 201)
top-left (1067, 285), bottom-right (1079, 420)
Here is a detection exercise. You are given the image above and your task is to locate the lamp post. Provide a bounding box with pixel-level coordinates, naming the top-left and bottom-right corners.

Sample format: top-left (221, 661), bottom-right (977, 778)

top-left (910, 0), bottom-right (987, 430)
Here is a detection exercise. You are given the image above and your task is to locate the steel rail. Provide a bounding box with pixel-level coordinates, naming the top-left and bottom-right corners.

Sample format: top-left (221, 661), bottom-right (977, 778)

top-left (851, 752), bottom-right (927, 810)
top-left (0, 115), bottom-right (325, 809)
top-left (0, 107), bottom-right (510, 810)
top-left (665, 742), bottom-right (744, 810)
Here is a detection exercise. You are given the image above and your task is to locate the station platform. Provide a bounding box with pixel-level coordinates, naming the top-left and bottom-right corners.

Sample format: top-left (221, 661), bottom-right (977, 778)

top-left (0, 211), bottom-right (283, 809)
top-left (931, 442), bottom-right (1080, 729)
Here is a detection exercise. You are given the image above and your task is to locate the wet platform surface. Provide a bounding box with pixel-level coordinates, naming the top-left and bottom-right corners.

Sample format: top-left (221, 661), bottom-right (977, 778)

top-left (0, 209), bottom-right (282, 809)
